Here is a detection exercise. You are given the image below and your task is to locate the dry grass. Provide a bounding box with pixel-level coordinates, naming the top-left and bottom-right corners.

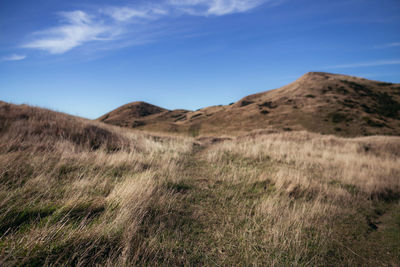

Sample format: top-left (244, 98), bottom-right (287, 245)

top-left (0, 102), bottom-right (399, 266)
top-left (208, 131), bottom-right (400, 198)
top-left (99, 72), bottom-right (400, 137)
top-left (0, 102), bottom-right (193, 265)
top-left (203, 131), bottom-right (400, 265)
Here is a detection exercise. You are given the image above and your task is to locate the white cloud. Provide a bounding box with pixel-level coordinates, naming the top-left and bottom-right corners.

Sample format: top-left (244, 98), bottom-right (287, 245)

top-left (101, 0), bottom-right (265, 21)
top-left (325, 59), bottom-right (400, 69)
top-left (101, 7), bottom-right (153, 21)
top-left (22, 1), bottom-right (276, 55)
top-left (2, 54), bottom-right (26, 61)
top-left (60, 10), bottom-right (92, 24)
top-left (23, 11), bottom-right (115, 54)
top-left (100, 5), bottom-right (171, 22)
top-left (169, 0), bottom-right (268, 15)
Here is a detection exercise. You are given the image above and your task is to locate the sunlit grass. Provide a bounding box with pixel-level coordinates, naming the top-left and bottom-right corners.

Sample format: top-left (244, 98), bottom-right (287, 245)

top-left (0, 102), bottom-right (399, 265)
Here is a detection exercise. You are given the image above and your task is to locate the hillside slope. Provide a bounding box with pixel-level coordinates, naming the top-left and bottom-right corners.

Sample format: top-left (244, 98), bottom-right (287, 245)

top-left (0, 101), bottom-right (193, 265)
top-left (98, 72), bottom-right (400, 136)
top-left (0, 101), bottom-right (399, 265)
top-left (98, 101), bottom-right (190, 132)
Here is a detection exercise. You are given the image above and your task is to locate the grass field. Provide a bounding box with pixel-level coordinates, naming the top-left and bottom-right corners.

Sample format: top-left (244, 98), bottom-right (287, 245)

top-left (0, 102), bottom-right (399, 266)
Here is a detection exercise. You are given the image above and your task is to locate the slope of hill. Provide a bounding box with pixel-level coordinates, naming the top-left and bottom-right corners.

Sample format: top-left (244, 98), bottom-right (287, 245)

top-left (0, 101), bottom-right (399, 265)
top-left (98, 101), bottom-right (190, 132)
top-left (98, 72), bottom-right (400, 136)
top-left (0, 101), bottom-right (193, 265)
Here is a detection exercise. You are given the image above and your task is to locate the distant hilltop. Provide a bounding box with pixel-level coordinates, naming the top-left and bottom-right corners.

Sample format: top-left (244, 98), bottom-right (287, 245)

top-left (98, 72), bottom-right (400, 137)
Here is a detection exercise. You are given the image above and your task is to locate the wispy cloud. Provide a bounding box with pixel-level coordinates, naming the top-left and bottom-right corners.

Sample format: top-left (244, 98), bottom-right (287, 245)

top-left (100, 6), bottom-right (168, 21)
top-left (22, 0), bottom-right (275, 55)
top-left (373, 42), bottom-right (400, 49)
top-left (2, 54), bottom-right (26, 61)
top-left (23, 11), bottom-right (117, 54)
top-left (324, 59), bottom-right (400, 69)
top-left (169, 0), bottom-right (269, 16)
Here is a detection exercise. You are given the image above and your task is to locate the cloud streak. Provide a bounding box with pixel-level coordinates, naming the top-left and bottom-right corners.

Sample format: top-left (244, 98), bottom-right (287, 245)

top-left (2, 54), bottom-right (26, 61)
top-left (22, 0), bottom-right (273, 55)
top-left (373, 42), bottom-right (400, 49)
top-left (324, 59), bottom-right (400, 69)
top-left (23, 11), bottom-right (115, 54)
top-left (169, 0), bottom-right (268, 16)
top-left (100, 6), bottom-right (168, 21)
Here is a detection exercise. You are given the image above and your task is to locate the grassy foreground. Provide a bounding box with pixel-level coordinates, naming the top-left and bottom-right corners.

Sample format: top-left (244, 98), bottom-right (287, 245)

top-left (0, 102), bottom-right (399, 266)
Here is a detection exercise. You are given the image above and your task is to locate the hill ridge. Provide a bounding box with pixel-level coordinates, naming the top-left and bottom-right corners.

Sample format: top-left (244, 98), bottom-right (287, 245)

top-left (98, 72), bottom-right (400, 137)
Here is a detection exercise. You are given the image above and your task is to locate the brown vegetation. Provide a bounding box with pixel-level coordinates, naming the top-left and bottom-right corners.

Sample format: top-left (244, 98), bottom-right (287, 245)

top-left (0, 101), bottom-right (399, 265)
top-left (98, 72), bottom-right (400, 137)
top-left (0, 102), bottom-right (192, 265)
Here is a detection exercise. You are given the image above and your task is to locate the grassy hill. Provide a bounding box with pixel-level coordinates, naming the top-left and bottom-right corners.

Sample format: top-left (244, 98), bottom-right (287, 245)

top-left (0, 101), bottom-right (399, 265)
top-left (98, 72), bottom-right (400, 137)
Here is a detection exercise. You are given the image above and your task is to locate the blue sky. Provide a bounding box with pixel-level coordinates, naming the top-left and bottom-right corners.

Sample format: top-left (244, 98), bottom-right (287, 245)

top-left (1, 0), bottom-right (399, 119)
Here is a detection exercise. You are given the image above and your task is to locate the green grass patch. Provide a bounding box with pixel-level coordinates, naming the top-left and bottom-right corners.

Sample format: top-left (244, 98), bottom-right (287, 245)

top-left (0, 204), bottom-right (57, 235)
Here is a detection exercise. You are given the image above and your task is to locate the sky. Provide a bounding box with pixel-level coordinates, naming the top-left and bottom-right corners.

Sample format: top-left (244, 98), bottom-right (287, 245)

top-left (0, 0), bottom-right (399, 119)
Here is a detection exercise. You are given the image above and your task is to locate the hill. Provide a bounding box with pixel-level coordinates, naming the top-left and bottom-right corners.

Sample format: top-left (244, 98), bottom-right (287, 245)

top-left (0, 101), bottom-right (193, 265)
top-left (98, 72), bottom-right (400, 136)
top-left (98, 101), bottom-right (191, 133)
top-left (0, 101), bottom-right (399, 265)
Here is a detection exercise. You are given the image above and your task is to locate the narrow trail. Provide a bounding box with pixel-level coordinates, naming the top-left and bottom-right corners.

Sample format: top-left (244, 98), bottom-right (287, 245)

top-left (156, 137), bottom-right (272, 265)
top-left (154, 139), bottom-right (236, 265)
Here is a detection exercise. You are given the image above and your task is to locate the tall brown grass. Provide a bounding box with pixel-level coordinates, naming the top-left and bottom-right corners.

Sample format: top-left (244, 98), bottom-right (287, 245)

top-left (0, 102), bottom-right (192, 265)
top-left (0, 102), bottom-right (399, 266)
top-left (203, 131), bottom-right (400, 265)
top-left (207, 131), bottom-right (400, 198)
